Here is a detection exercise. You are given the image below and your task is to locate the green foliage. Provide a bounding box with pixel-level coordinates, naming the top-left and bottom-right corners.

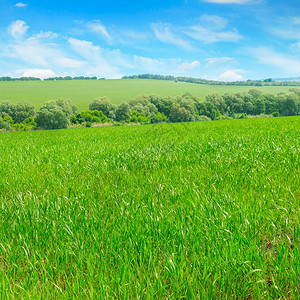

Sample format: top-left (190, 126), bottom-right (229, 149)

top-left (151, 112), bottom-right (168, 123)
top-left (169, 103), bottom-right (190, 122)
top-left (115, 103), bottom-right (131, 122)
top-left (3, 115), bottom-right (14, 125)
top-left (23, 116), bottom-right (37, 128)
top-left (0, 118), bottom-right (11, 131)
top-left (11, 101), bottom-right (35, 123)
top-left (12, 123), bottom-right (30, 131)
top-left (49, 99), bottom-right (78, 118)
top-left (35, 103), bottom-right (70, 130)
top-left (129, 111), bottom-right (150, 124)
top-left (89, 97), bottom-right (116, 118)
top-left (80, 110), bottom-right (110, 123)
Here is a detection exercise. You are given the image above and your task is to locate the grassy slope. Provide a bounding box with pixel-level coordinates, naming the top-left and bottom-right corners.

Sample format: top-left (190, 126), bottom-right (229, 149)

top-left (0, 79), bottom-right (294, 110)
top-left (0, 117), bottom-right (299, 298)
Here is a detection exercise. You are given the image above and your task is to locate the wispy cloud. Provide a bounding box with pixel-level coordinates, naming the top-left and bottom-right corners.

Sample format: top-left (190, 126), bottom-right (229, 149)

top-left (205, 57), bottom-right (234, 66)
top-left (15, 2), bottom-right (28, 8)
top-left (151, 23), bottom-right (192, 50)
top-left (87, 21), bottom-right (111, 41)
top-left (35, 31), bottom-right (58, 39)
top-left (184, 17), bottom-right (241, 43)
top-left (9, 20), bottom-right (29, 39)
top-left (5, 23), bottom-right (86, 70)
top-left (249, 47), bottom-right (300, 75)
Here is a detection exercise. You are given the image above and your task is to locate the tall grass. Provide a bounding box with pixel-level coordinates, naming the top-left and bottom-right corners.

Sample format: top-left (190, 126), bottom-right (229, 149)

top-left (0, 116), bottom-right (299, 298)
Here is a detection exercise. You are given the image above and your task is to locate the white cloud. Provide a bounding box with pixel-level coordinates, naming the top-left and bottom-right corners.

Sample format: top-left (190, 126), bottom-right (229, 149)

top-left (151, 23), bottom-right (192, 50)
top-left (87, 21), bottom-right (111, 41)
top-left (202, 0), bottom-right (260, 4)
top-left (17, 69), bottom-right (56, 79)
top-left (184, 15), bottom-right (242, 43)
top-left (68, 38), bottom-right (123, 78)
top-left (15, 2), bottom-right (28, 7)
top-left (35, 31), bottom-right (58, 39)
top-left (249, 47), bottom-right (300, 75)
top-left (178, 61), bottom-right (201, 72)
top-left (205, 57), bottom-right (233, 66)
top-left (7, 34), bottom-right (86, 69)
top-left (185, 25), bottom-right (241, 43)
top-left (9, 20), bottom-right (29, 39)
top-left (218, 69), bottom-right (244, 81)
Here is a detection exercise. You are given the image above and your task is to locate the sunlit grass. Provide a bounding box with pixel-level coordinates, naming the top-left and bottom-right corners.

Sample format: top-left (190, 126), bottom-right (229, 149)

top-left (0, 79), bottom-right (293, 110)
top-left (0, 116), bottom-right (299, 298)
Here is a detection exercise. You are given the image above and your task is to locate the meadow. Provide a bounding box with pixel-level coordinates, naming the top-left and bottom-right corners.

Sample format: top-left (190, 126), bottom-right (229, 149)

top-left (0, 79), bottom-right (294, 111)
top-left (0, 116), bottom-right (299, 298)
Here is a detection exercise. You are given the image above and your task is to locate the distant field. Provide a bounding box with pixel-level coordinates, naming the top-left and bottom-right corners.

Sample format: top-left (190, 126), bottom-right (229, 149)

top-left (0, 117), bottom-right (299, 298)
top-left (0, 79), bottom-right (294, 110)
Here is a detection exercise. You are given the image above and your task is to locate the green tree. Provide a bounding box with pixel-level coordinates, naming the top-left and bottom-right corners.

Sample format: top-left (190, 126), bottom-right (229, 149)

top-left (151, 112), bottom-right (168, 123)
top-left (11, 102), bottom-right (35, 123)
top-left (36, 103), bottom-right (69, 130)
top-left (115, 103), bottom-right (131, 122)
top-left (89, 97), bottom-right (115, 118)
top-left (0, 101), bottom-right (15, 118)
top-left (169, 103), bottom-right (190, 122)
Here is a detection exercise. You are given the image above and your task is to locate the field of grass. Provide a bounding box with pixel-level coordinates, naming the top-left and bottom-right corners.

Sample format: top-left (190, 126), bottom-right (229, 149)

top-left (0, 116), bottom-right (299, 298)
top-left (0, 79), bottom-right (294, 111)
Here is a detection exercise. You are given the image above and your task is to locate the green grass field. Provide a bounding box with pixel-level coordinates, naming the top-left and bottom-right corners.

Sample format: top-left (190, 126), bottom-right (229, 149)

top-left (0, 117), bottom-right (299, 298)
top-left (0, 79), bottom-right (294, 111)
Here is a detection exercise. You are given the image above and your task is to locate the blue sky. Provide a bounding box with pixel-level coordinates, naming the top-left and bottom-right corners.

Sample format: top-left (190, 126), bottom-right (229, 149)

top-left (0, 0), bottom-right (299, 80)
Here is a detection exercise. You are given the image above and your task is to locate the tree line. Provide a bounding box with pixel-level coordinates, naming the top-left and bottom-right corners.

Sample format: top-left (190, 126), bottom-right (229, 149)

top-left (122, 74), bottom-right (300, 87)
top-left (1, 88), bottom-right (299, 132)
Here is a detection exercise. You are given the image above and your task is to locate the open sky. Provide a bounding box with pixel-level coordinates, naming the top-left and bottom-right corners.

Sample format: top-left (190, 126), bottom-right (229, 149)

top-left (0, 0), bottom-right (299, 81)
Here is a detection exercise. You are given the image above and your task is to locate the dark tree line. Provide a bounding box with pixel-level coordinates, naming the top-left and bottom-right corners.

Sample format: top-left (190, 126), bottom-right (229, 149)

top-left (1, 89), bottom-right (299, 131)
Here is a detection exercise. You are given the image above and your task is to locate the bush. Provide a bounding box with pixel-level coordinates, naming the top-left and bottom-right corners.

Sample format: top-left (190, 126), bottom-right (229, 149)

top-left (115, 103), bottom-right (131, 122)
top-left (0, 118), bottom-right (11, 131)
top-left (80, 110), bottom-right (110, 123)
top-left (12, 123), bottom-right (30, 131)
top-left (197, 115), bottom-right (211, 121)
top-left (89, 97), bottom-right (115, 118)
top-left (36, 103), bottom-right (70, 130)
top-left (151, 112), bottom-right (168, 123)
top-left (129, 111), bottom-right (150, 124)
top-left (23, 117), bottom-right (37, 129)
top-left (11, 102), bottom-right (35, 123)
top-left (169, 103), bottom-right (190, 122)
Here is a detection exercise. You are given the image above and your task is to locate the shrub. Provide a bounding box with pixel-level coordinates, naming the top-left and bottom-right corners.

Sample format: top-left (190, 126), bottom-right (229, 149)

top-left (23, 117), bottom-right (37, 129)
top-left (36, 103), bottom-right (70, 130)
top-left (11, 102), bottom-right (35, 123)
top-left (89, 97), bottom-right (115, 118)
top-left (129, 111), bottom-right (150, 124)
top-left (115, 103), bottom-right (131, 122)
top-left (169, 103), bottom-right (190, 122)
top-left (151, 112), bottom-right (168, 123)
top-left (0, 118), bottom-right (11, 131)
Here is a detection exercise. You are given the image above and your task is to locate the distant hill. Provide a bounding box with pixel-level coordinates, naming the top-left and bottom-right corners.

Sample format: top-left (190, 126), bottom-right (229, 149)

top-left (273, 77), bottom-right (300, 82)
